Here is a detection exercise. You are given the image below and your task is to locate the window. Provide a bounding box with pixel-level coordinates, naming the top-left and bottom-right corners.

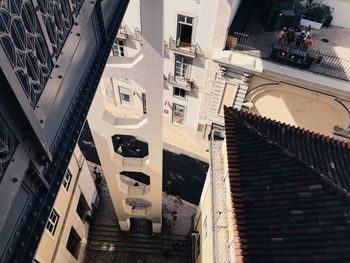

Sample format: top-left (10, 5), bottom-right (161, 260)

top-left (195, 234), bottom-right (200, 258)
top-left (62, 170), bottom-right (72, 191)
top-left (112, 39), bottom-right (125, 57)
top-left (177, 15), bottom-right (193, 47)
top-left (119, 87), bottom-right (132, 106)
top-left (175, 55), bottom-right (192, 78)
top-left (46, 209), bottom-right (59, 236)
top-left (173, 104), bottom-right (185, 126)
top-left (203, 215), bottom-right (208, 241)
top-left (173, 87), bottom-right (186, 98)
top-left (76, 193), bottom-right (89, 221)
top-left (66, 227), bottom-right (81, 259)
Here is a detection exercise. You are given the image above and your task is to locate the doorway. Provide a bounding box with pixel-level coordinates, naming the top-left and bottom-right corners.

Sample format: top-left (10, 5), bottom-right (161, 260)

top-left (172, 103), bottom-right (185, 126)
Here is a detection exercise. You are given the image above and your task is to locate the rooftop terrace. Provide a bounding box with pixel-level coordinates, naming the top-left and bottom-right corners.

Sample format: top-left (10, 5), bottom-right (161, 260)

top-left (226, 12), bottom-right (350, 81)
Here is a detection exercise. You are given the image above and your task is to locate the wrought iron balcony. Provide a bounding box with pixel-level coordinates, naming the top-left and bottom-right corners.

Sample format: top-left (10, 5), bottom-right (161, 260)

top-left (167, 72), bottom-right (197, 91)
top-left (167, 37), bottom-right (203, 57)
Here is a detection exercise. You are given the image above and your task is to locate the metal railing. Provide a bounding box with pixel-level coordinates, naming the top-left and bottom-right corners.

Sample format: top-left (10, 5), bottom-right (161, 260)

top-left (167, 72), bottom-right (197, 91)
top-left (226, 32), bottom-right (350, 81)
top-left (117, 25), bottom-right (141, 41)
top-left (168, 37), bottom-right (203, 56)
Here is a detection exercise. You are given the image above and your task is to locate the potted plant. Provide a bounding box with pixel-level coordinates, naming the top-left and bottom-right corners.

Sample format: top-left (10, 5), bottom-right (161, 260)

top-left (300, 3), bottom-right (333, 29)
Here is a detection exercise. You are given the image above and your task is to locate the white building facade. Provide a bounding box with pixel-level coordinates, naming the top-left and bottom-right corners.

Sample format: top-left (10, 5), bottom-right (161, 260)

top-left (110, 0), bottom-right (242, 134)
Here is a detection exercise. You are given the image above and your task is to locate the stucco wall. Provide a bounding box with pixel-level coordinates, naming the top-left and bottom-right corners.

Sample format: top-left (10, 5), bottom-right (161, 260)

top-left (195, 171), bottom-right (214, 263)
top-left (35, 148), bottom-right (97, 263)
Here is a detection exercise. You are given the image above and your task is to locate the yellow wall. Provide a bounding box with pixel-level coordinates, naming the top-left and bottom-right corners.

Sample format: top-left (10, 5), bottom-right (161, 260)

top-left (35, 152), bottom-right (81, 263)
top-left (195, 172), bottom-right (214, 263)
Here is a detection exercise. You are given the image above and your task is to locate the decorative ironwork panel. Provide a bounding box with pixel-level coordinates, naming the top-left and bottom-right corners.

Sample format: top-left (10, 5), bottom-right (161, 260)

top-left (0, 0), bottom-right (54, 107)
top-left (37, 0), bottom-right (73, 58)
top-left (0, 114), bottom-right (16, 181)
top-left (69, 0), bottom-right (84, 15)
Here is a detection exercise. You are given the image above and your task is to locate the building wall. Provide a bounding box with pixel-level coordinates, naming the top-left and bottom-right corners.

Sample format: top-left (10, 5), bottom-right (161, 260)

top-left (111, 0), bottom-right (239, 133)
top-left (88, 0), bottom-right (164, 232)
top-left (210, 51), bottom-right (350, 140)
top-left (35, 147), bottom-right (97, 263)
top-left (195, 170), bottom-right (214, 263)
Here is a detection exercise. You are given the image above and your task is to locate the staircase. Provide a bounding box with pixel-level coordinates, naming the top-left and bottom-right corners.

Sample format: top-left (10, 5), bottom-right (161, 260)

top-left (84, 224), bottom-right (191, 262)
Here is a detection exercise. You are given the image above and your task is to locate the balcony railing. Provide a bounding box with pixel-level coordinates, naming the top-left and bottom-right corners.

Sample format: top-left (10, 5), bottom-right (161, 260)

top-left (167, 37), bottom-right (203, 57)
top-left (167, 72), bottom-right (197, 91)
top-left (226, 32), bottom-right (350, 81)
top-left (117, 25), bottom-right (141, 41)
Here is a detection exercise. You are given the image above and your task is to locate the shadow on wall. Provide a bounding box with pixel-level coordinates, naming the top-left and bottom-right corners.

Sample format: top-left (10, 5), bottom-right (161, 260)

top-left (78, 122), bottom-right (209, 205)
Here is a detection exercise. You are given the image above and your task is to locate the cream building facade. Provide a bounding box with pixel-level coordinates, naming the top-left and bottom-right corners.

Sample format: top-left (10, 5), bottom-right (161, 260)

top-left (108, 0), bottom-right (242, 134)
top-left (87, 0), bottom-right (243, 233)
top-left (34, 147), bottom-right (97, 263)
top-left (88, 0), bottom-right (164, 232)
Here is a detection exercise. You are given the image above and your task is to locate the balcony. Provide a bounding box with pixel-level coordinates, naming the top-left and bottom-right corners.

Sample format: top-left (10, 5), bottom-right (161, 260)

top-left (167, 72), bottom-right (197, 91)
top-left (120, 172), bottom-right (150, 196)
top-left (225, 30), bottom-right (350, 81)
top-left (167, 37), bottom-right (203, 57)
top-left (124, 198), bottom-right (152, 216)
top-left (117, 25), bottom-right (141, 41)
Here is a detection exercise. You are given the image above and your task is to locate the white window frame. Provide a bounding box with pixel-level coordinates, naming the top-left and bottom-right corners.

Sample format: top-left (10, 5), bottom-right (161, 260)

top-left (46, 209), bottom-right (60, 236)
top-left (119, 86), bottom-right (132, 106)
top-left (173, 87), bottom-right (186, 99)
top-left (172, 103), bottom-right (186, 126)
top-left (112, 39), bottom-right (126, 57)
top-left (177, 14), bottom-right (194, 46)
top-left (175, 54), bottom-right (192, 79)
top-left (203, 215), bottom-right (208, 241)
top-left (62, 170), bottom-right (72, 192)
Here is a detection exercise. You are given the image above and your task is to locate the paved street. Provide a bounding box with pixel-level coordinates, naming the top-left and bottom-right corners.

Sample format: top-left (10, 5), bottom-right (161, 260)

top-left (79, 122), bottom-right (208, 205)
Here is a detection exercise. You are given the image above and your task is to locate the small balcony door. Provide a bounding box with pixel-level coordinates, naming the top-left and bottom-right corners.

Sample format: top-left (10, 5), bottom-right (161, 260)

top-left (172, 103), bottom-right (185, 126)
top-left (177, 15), bottom-right (193, 48)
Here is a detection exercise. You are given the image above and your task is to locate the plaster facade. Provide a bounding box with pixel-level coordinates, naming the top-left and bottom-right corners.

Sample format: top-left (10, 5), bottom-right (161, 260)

top-left (88, 0), bottom-right (164, 232)
top-left (35, 147), bottom-right (97, 263)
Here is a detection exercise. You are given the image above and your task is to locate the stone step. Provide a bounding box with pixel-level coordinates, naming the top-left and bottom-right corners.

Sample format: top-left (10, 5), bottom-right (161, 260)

top-left (87, 244), bottom-right (190, 257)
top-left (88, 231), bottom-right (190, 244)
top-left (89, 228), bottom-right (189, 241)
top-left (88, 238), bottom-right (190, 252)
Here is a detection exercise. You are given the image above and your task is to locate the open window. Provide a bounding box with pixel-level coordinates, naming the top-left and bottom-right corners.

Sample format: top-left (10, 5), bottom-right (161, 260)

top-left (76, 193), bottom-right (90, 221)
top-left (176, 15), bottom-right (193, 48)
top-left (112, 39), bottom-right (125, 57)
top-left (66, 227), bottom-right (81, 259)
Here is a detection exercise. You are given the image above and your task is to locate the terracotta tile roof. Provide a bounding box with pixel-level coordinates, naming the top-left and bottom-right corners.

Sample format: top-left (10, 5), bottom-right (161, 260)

top-left (224, 106), bottom-right (350, 262)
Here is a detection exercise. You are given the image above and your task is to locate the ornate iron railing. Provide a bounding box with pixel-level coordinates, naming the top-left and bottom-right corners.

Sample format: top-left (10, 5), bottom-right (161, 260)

top-left (0, 1), bottom-right (54, 107)
top-left (167, 72), bottom-right (197, 91)
top-left (168, 37), bottom-right (203, 56)
top-left (226, 32), bottom-right (350, 81)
